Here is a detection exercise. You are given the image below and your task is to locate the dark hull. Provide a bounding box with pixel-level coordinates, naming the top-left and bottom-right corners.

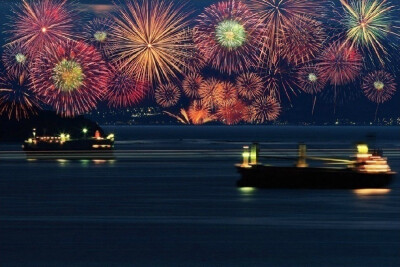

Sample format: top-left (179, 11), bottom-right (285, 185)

top-left (23, 140), bottom-right (114, 160)
top-left (236, 165), bottom-right (394, 189)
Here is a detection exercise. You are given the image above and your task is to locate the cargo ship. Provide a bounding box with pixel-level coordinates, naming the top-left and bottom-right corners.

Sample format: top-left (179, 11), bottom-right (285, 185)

top-left (22, 128), bottom-right (115, 160)
top-left (236, 143), bottom-right (395, 189)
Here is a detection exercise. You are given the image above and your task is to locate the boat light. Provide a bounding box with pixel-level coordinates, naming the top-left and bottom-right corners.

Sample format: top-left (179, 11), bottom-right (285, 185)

top-left (82, 128), bottom-right (88, 134)
top-left (242, 146), bottom-right (250, 167)
top-left (357, 144), bottom-right (369, 154)
top-left (107, 134), bottom-right (115, 140)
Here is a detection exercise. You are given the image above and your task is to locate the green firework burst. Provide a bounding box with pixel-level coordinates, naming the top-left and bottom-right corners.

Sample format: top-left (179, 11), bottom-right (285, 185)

top-left (53, 59), bottom-right (85, 92)
top-left (215, 20), bottom-right (246, 49)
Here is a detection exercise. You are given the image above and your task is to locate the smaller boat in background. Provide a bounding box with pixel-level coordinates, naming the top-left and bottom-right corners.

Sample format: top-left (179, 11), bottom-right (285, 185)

top-left (236, 143), bottom-right (395, 189)
top-left (23, 128), bottom-right (115, 160)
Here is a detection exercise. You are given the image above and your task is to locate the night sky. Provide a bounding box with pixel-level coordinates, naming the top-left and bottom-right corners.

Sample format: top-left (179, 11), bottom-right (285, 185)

top-left (0, 0), bottom-right (399, 123)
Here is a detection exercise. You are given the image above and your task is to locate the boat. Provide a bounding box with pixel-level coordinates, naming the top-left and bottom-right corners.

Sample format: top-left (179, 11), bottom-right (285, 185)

top-left (22, 128), bottom-right (115, 160)
top-left (236, 143), bottom-right (395, 189)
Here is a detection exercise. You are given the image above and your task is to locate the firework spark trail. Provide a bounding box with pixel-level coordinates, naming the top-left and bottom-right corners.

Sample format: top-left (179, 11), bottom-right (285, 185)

top-left (182, 73), bottom-right (203, 99)
top-left (83, 18), bottom-right (115, 57)
top-left (251, 96), bottom-right (281, 123)
top-left (7, 0), bottom-right (76, 56)
top-left (215, 81), bottom-right (238, 107)
top-left (0, 73), bottom-right (41, 121)
top-left (155, 83), bottom-right (181, 108)
top-left (30, 40), bottom-right (109, 117)
top-left (188, 100), bottom-right (216, 125)
top-left (194, 0), bottom-right (264, 74)
top-left (2, 43), bottom-right (30, 77)
top-left (338, 0), bottom-right (400, 66)
top-left (236, 73), bottom-right (264, 101)
top-left (109, 0), bottom-right (193, 84)
top-left (297, 64), bottom-right (326, 95)
top-left (247, 0), bottom-right (323, 67)
top-left (105, 64), bottom-right (149, 108)
top-left (362, 70), bottom-right (396, 104)
top-left (217, 100), bottom-right (245, 125)
top-left (199, 78), bottom-right (223, 110)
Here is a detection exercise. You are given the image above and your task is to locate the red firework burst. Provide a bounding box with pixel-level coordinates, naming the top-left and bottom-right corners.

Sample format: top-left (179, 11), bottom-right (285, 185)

top-left (194, 0), bottom-right (264, 74)
top-left (0, 73), bottom-right (41, 121)
top-left (215, 81), bottom-right (238, 107)
top-left (217, 100), bottom-right (245, 125)
top-left (105, 65), bottom-right (149, 108)
top-left (155, 83), bottom-right (181, 108)
top-left (251, 96), bottom-right (281, 123)
top-left (263, 63), bottom-right (300, 102)
top-left (247, 0), bottom-right (324, 66)
top-left (236, 73), bottom-right (264, 101)
top-left (188, 100), bottom-right (215, 125)
top-left (362, 71), bottom-right (397, 104)
top-left (280, 16), bottom-right (327, 65)
top-left (317, 42), bottom-right (363, 86)
top-left (8, 0), bottom-right (76, 56)
top-left (30, 40), bottom-right (109, 117)
top-left (199, 78), bottom-right (222, 109)
top-left (297, 64), bottom-right (326, 94)
top-left (2, 43), bottom-right (30, 77)
top-left (182, 73), bottom-right (203, 99)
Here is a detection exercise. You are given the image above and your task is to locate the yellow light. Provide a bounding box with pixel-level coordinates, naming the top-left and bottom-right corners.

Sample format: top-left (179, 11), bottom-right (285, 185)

top-left (353, 188), bottom-right (391, 196)
top-left (41, 27), bottom-right (47, 33)
top-left (82, 128), bottom-right (88, 134)
top-left (357, 144), bottom-right (369, 154)
top-left (107, 134), bottom-right (115, 140)
top-left (239, 187), bottom-right (256, 193)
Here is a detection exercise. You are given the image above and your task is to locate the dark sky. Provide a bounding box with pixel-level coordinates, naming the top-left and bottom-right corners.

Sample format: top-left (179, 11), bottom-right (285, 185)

top-left (0, 0), bottom-right (398, 122)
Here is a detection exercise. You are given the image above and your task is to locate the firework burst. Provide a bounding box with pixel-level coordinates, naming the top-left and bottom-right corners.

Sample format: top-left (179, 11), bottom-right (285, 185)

top-left (155, 83), bottom-right (181, 108)
top-left (109, 0), bottom-right (192, 84)
top-left (182, 73), bottom-right (203, 99)
top-left (188, 100), bottom-right (215, 125)
top-left (194, 0), bottom-right (264, 74)
top-left (280, 16), bottom-right (327, 65)
top-left (2, 43), bottom-right (30, 77)
top-left (297, 64), bottom-right (326, 94)
top-left (362, 70), bottom-right (396, 103)
top-left (7, 0), bottom-right (76, 56)
top-left (215, 81), bottom-right (238, 107)
top-left (236, 73), bottom-right (264, 101)
top-left (247, 0), bottom-right (322, 66)
top-left (251, 96), bottom-right (281, 123)
top-left (199, 78), bottom-right (223, 109)
top-left (217, 100), bottom-right (245, 125)
top-left (105, 65), bottom-right (149, 108)
top-left (83, 18), bottom-right (115, 56)
top-left (317, 42), bottom-right (363, 86)
top-left (338, 0), bottom-right (400, 66)
top-left (30, 40), bottom-right (109, 117)
top-left (0, 73), bottom-right (41, 121)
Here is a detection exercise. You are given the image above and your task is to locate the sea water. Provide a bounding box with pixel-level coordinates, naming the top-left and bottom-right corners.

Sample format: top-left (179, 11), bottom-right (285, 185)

top-left (0, 126), bottom-right (399, 266)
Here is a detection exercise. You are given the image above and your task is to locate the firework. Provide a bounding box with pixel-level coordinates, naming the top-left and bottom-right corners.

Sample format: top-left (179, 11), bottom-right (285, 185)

top-left (263, 63), bottom-right (300, 102)
top-left (2, 43), bottom-right (29, 77)
top-left (297, 64), bottom-right (326, 94)
top-left (194, 0), bottom-right (264, 74)
top-left (338, 0), bottom-right (399, 66)
top-left (188, 100), bottom-right (215, 125)
top-left (155, 83), bottom-right (181, 108)
top-left (0, 73), bottom-right (41, 121)
top-left (164, 109), bottom-right (190, 124)
top-left (362, 70), bottom-right (396, 103)
top-left (280, 16), bottom-right (327, 65)
top-left (199, 78), bottom-right (223, 109)
top-left (247, 0), bottom-right (322, 66)
top-left (317, 42), bottom-right (363, 86)
top-left (7, 0), bottom-right (76, 56)
top-left (109, 0), bottom-right (192, 84)
top-left (251, 96), bottom-right (281, 123)
top-left (215, 81), bottom-right (238, 107)
top-left (217, 100), bottom-right (245, 125)
top-left (105, 65), bottom-right (149, 108)
top-left (83, 18), bottom-right (115, 55)
top-left (236, 73), bottom-right (264, 100)
top-left (182, 73), bottom-right (203, 99)
top-left (30, 40), bottom-right (109, 117)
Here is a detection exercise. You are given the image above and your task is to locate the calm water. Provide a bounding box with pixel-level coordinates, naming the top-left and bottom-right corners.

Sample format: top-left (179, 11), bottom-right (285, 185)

top-left (0, 126), bottom-right (399, 266)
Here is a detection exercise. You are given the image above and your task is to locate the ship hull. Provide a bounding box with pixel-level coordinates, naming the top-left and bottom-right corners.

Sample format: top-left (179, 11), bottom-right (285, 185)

top-left (236, 165), bottom-right (394, 189)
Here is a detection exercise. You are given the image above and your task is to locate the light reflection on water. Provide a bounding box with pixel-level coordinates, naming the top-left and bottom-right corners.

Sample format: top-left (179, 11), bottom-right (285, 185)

top-left (0, 126), bottom-right (399, 266)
